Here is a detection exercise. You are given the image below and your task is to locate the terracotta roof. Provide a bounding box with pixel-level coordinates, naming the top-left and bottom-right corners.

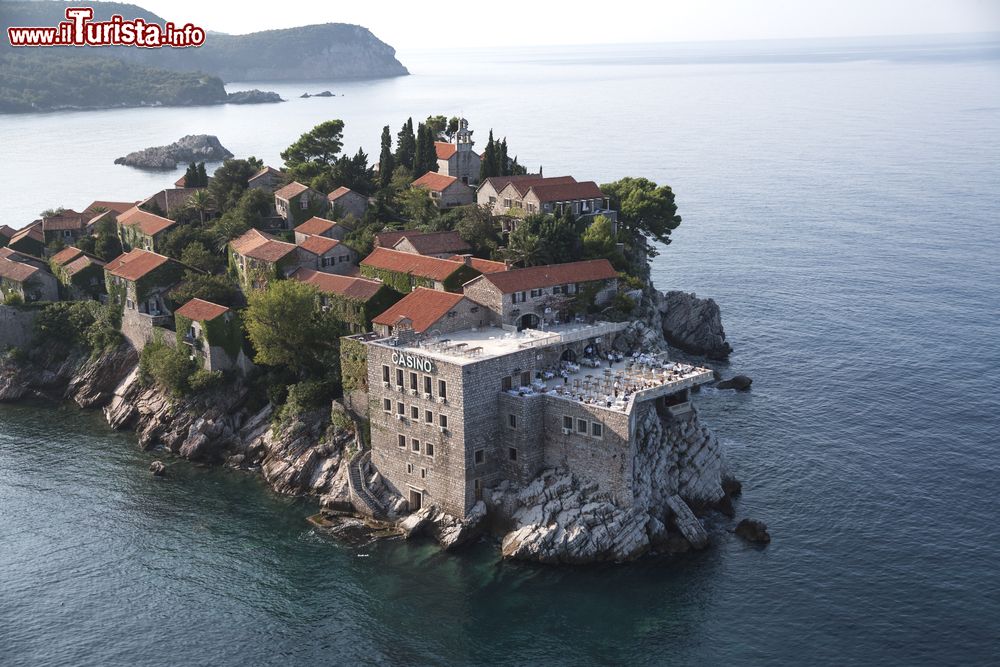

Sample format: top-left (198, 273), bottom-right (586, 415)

top-left (294, 217), bottom-right (336, 236)
top-left (327, 186), bottom-right (361, 201)
top-left (9, 226), bottom-right (43, 246)
top-left (412, 172), bottom-right (459, 193)
top-left (50, 246), bottom-right (84, 266)
top-left (298, 234), bottom-right (341, 255)
top-left (375, 230), bottom-right (412, 248)
top-left (274, 181), bottom-right (310, 200)
top-left (174, 175), bottom-right (188, 187)
top-left (372, 288), bottom-right (465, 333)
top-left (477, 259), bottom-right (617, 294)
top-left (41, 210), bottom-right (87, 232)
top-left (105, 249), bottom-right (171, 282)
top-left (117, 207), bottom-right (175, 237)
top-left (0, 256), bottom-right (40, 282)
top-left (83, 201), bottom-right (137, 216)
top-left (249, 166), bottom-right (283, 182)
top-left (229, 228), bottom-right (296, 263)
top-left (482, 175), bottom-right (574, 195)
top-left (396, 231), bottom-right (470, 256)
top-left (526, 181), bottom-right (605, 203)
top-left (0, 225), bottom-right (17, 239)
top-left (64, 255), bottom-right (103, 278)
top-left (434, 142), bottom-right (457, 160)
top-left (141, 188), bottom-right (202, 214)
top-left (361, 247), bottom-right (468, 282)
top-left (291, 268), bottom-right (384, 302)
top-left (175, 298), bottom-right (230, 322)
top-left (448, 255), bottom-right (509, 273)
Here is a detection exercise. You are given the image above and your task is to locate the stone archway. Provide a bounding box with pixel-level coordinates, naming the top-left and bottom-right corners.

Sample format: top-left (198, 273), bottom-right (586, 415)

top-left (518, 313), bottom-right (540, 331)
top-left (561, 348), bottom-right (577, 363)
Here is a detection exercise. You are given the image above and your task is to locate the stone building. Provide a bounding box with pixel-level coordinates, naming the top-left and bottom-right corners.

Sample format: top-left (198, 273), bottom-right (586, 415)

top-left (390, 230), bottom-right (471, 259)
top-left (6, 225), bottom-right (45, 257)
top-left (140, 188), bottom-right (203, 216)
top-left (297, 235), bottom-right (358, 275)
top-left (105, 249), bottom-right (185, 347)
top-left (40, 210), bottom-right (90, 247)
top-left (0, 254), bottom-right (58, 303)
top-left (117, 207), bottom-right (176, 253)
top-left (228, 228), bottom-right (300, 290)
top-left (293, 217), bottom-right (353, 244)
top-left (411, 172), bottom-right (475, 209)
top-left (371, 287), bottom-right (495, 337)
top-left (274, 181), bottom-right (328, 229)
top-left (476, 175), bottom-right (574, 214)
top-left (174, 298), bottom-right (242, 372)
top-left (353, 320), bottom-right (713, 517)
top-left (49, 246), bottom-right (106, 301)
top-left (434, 118), bottom-right (480, 184)
top-left (463, 258), bottom-right (619, 330)
top-left (327, 186), bottom-right (368, 220)
top-left (0, 225), bottom-right (18, 248)
top-left (247, 166), bottom-right (285, 193)
top-left (360, 247), bottom-right (481, 294)
top-left (291, 268), bottom-right (402, 334)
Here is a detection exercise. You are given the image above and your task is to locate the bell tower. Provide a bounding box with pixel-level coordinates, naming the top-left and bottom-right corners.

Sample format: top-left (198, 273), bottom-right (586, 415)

top-left (455, 117), bottom-right (473, 153)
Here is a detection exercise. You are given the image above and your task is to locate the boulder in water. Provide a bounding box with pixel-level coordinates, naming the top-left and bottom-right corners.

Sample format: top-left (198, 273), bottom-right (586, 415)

top-left (735, 518), bottom-right (771, 544)
top-left (149, 461), bottom-right (167, 477)
top-left (717, 375), bottom-right (752, 391)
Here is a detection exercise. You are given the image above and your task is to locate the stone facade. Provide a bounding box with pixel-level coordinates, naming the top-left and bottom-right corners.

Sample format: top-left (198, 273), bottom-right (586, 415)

top-left (0, 305), bottom-right (37, 348)
top-left (463, 274), bottom-right (618, 330)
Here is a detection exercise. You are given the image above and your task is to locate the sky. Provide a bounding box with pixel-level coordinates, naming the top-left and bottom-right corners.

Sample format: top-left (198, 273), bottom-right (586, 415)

top-left (130, 0), bottom-right (1000, 50)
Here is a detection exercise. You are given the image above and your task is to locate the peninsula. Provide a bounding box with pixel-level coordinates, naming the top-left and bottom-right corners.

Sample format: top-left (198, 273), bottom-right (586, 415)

top-left (0, 116), bottom-right (763, 563)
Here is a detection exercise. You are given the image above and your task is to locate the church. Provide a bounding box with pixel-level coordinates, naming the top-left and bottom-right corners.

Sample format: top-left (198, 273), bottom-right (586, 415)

top-left (434, 118), bottom-right (480, 185)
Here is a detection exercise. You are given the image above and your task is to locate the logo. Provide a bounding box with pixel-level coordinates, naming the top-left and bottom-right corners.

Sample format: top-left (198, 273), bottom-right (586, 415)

top-left (392, 352), bottom-right (435, 373)
top-left (7, 8), bottom-right (206, 48)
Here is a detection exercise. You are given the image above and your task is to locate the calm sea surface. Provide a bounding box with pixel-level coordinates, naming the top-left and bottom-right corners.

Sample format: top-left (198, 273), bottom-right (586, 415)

top-left (2, 36), bottom-right (1000, 665)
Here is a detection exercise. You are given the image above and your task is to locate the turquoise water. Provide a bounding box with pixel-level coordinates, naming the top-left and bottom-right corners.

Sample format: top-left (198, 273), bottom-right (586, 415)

top-left (2, 36), bottom-right (1000, 664)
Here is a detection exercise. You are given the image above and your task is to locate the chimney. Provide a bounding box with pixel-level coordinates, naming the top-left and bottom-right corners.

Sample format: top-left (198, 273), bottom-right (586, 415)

top-left (459, 254), bottom-right (473, 266)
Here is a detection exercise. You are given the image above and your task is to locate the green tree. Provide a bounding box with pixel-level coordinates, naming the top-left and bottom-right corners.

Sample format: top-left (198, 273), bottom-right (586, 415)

top-left (209, 157), bottom-right (264, 212)
top-left (397, 186), bottom-right (439, 227)
top-left (581, 215), bottom-right (623, 267)
top-left (504, 223), bottom-right (543, 267)
top-left (479, 130), bottom-right (497, 182)
top-left (243, 280), bottom-right (342, 376)
top-left (139, 337), bottom-right (196, 396)
top-left (196, 162), bottom-right (208, 186)
top-left (186, 189), bottom-right (214, 225)
top-left (378, 125), bottom-right (394, 189)
top-left (180, 241), bottom-right (223, 274)
top-left (329, 147), bottom-right (374, 195)
top-left (601, 177), bottom-right (682, 257)
top-left (280, 119), bottom-right (346, 183)
top-left (455, 206), bottom-right (501, 258)
top-left (395, 118), bottom-right (416, 171)
top-left (413, 122), bottom-right (439, 177)
top-left (425, 115), bottom-right (448, 139)
top-left (169, 271), bottom-right (240, 307)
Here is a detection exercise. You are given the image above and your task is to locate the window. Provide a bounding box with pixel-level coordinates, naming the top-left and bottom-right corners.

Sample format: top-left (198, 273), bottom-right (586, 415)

top-left (411, 405), bottom-right (419, 419)
top-left (488, 196), bottom-right (497, 205)
top-left (591, 422), bottom-right (603, 438)
top-left (530, 288), bottom-right (542, 298)
top-left (508, 414), bottom-right (517, 429)
top-left (426, 442), bottom-right (435, 457)
top-left (396, 368), bottom-right (404, 387)
top-left (383, 398), bottom-right (392, 412)
top-left (412, 438), bottom-right (421, 453)
top-left (552, 286), bottom-right (563, 295)
top-left (577, 418), bottom-right (588, 433)
top-left (470, 306), bottom-right (479, 313)
top-left (339, 255), bottom-right (348, 263)
top-left (474, 449), bottom-right (485, 465)
top-left (382, 365), bottom-right (390, 383)
top-left (520, 371), bottom-right (530, 386)
top-left (424, 376), bottom-right (432, 395)
top-left (398, 434), bottom-right (406, 448)
top-left (509, 448), bottom-right (518, 461)
top-left (503, 198), bottom-right (512, 208)
top-left (425, 409), bottom-right (433, 424)
top-left (438, 380), bottom-right (447, 400)
top-left (501, 376), bottom-right (512, 392)
top-left (447, 310), bottom-right (456, 318)
top-left (407, 463), bottom-right (413, 474)
top-left (439, 414), bottom-right (448, 429)
top-left (563, 416), bottom-right (574, 430)
top-left (397, 401), bottom-right (405, 415)
top-left (421, 468), bottom-right (427, 479)
top-left (410, 372), bottom-right (418, 390)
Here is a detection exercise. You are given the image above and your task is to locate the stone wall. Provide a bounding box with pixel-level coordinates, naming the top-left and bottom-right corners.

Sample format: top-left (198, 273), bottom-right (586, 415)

top-left (0, 306), bottom-right (37, 348)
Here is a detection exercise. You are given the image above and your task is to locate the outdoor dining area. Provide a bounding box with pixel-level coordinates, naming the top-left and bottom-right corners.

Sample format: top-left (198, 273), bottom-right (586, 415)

top-left (504, 351), bottom-right (711, 412)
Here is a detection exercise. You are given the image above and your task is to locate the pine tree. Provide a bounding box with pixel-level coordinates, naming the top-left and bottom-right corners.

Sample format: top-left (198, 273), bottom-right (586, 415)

top-left (378, 125), bottom-right (394, 189)
top-left (395, 118), bottom-right (416, 171)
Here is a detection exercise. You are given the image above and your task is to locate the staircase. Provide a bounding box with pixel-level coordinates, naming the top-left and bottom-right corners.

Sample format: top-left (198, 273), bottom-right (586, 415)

top-left (347, 448), bottom-right (389, 521)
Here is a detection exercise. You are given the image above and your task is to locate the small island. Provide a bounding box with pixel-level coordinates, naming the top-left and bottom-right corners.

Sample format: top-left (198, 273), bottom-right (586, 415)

top-left (0, 115), bottom-right (761, 564)
top-left (115, 135), bottom-right (234, 170)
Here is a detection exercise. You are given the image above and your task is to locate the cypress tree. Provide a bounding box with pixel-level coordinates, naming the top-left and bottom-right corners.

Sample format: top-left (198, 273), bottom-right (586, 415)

top-left (196, 162), bottom-right (208, 186)
top-left (421, 123), bottom-right (438, 174)
top-left (414, 123), bottom-right (428, 176)
top-left (184, 162), bottom-right (197, 187)
top-left (479, 130), bottom-right (497, 182)
top-left (378, 125), bottom-right (394, 188)
top-left (499, 138), bottom-right (510, 176)
top-left (395, 118), bottom-right (416, 171)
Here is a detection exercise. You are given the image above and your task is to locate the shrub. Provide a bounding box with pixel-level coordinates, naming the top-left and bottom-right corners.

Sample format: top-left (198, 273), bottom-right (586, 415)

top-left (3, 292), bottom-right (24, 306)
top-left (33, 301), bottom-right (121, 354)
top-left (139, 338), bottom-right (195, 396)
top-left (274, 379), bottom-right (332, 430)
top-left (188, 368), bottom-right (224, 393)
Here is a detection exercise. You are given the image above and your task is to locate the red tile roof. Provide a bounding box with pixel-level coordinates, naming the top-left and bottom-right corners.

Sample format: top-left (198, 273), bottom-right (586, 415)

top-left (294, 217), bottom-right (336, 236)
top-left (291, 268), bottom-right (384, 302)
top-left (361, 247), bottom-right (468, 282)
top-left (174, 298), bottom-right (230, 322)
top-left (9, 226), bottom-right (43, 246)
top-left (85, 201), bottom-right (136, 215)
top-left (483, 175), bottom-right (575, 196)
top-left (50, 246), bottom-right (84, 266)
top-left (477, 259), bottom-right (618, 294)
top-left (393, 230), bottom-right (470, 256)
top-left (0, 225), bottom-right (17, 238)
top-left (526, 181), bottom-right (605, 203)
top-left (375, 230), bottom-right (413, 248)
top-left (229, 228), bottom-right (296, 263)
top-left (434, 142), bottom-right (457, 160)
top-left (41, 210), bottom-right (87, 232)
top-left (274, 181), bottom-right (310, 200)
top-left (117, 207), bottom-right (176, 237)
top-left (105, 249), bottom-right (171, 282)
top-left (64, 255), bottom-right (103, 278)
top-left (448, 255), bottom-right (509, 273)
top-left (412, 171), bottom-right (458, 193)
top-left (327, 186), bottom-right (360, 201)
top-left (249, 166), bottom-right (283, 182)
top-left (372, 287), bottom-right (465, 333)
top-left (298, 234), bottom-right (341, 255)
top-left (0, 256), bottom-right (40, 282)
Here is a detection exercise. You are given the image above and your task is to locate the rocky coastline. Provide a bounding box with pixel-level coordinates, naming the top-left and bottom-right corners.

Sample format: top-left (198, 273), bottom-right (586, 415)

top-left (115, 135), bottom-right (234, 170)
top-left (0, 285), bottom-right (762, 564)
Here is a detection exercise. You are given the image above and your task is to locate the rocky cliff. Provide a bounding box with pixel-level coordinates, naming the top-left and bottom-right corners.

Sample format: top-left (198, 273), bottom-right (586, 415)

top-left (658, 291), bottom-right (733, 360)
top-left (115, 135), bottom-right (233, 170)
